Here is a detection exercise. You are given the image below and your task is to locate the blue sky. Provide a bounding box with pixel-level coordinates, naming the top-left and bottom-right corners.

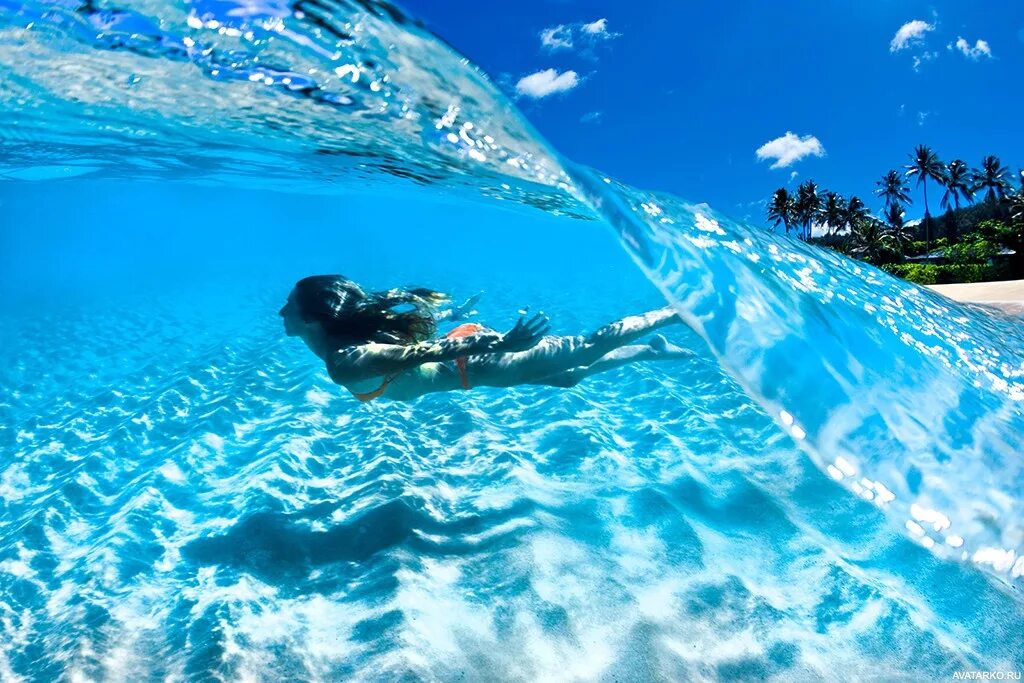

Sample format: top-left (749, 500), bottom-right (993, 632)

top-left (401, 1), bottom-right (1023, 224)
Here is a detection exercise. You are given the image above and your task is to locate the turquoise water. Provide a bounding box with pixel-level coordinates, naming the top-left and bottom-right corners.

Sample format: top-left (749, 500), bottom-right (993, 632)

top-left (2, 1), bottom-right (1024, 680)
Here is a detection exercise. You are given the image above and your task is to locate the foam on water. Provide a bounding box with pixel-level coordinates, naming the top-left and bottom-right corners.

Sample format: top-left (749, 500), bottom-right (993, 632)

top-left (2, 0), bottom-right (1024, 679)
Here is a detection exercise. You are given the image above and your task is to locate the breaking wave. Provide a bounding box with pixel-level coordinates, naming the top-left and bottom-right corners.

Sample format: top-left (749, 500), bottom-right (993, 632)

top-left (1, 0), bottom-right (1022, 679)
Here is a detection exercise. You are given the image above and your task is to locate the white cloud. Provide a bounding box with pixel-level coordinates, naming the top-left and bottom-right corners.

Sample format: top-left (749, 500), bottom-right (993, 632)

top-left (917, 111), bottom-right (929, 126)
top-left (755, 132), bottom-right (825, 169)
top-left (580, 111), bottom-right (602, 123)
top-left (540, 25), bottom-right (573, 50)
top-left (539, 19), bottom-right (617, 51)
top-left (890, 20), bottom-right (934, 52)
top-left (950, 36), bottom-right (992, 59)
top-left (516, 69), bottom-right (579, 98)
top-left (789, 170), bottom-right (799, 183)
top-left (911, 51), bottom-right (937, 72)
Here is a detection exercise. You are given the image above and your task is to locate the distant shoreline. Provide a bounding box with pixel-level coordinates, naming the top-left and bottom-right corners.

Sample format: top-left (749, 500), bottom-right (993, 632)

top-left (930, 279), bottom-right (1024, 315)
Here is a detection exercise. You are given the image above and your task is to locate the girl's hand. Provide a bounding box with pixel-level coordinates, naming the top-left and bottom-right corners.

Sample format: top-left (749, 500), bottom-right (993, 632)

top-left (448, 292), bottom-right (483, 321)
top-left (498, 313), bottom-right (550, 352)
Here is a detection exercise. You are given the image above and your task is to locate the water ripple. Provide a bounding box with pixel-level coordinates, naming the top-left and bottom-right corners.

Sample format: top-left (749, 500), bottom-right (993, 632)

top-left (1, 291), bottom-right (1021, 680)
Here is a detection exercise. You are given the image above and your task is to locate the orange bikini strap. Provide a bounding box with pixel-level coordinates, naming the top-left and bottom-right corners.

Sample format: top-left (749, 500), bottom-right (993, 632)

top-left (350, 374), bottom-right (396, 402)
top-left (353, 323), bottom-right (486, 402)
top-left (446, 323), bottom-right (485, 391)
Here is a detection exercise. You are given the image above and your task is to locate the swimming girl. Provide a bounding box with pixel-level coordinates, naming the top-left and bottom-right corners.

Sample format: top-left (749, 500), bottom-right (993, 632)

top-left (280, 275), bottom-right (693, 402)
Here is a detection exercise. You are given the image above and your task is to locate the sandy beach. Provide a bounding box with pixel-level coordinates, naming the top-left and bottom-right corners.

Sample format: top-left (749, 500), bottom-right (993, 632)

top-left (929, 279), bottom-right (1024, 315)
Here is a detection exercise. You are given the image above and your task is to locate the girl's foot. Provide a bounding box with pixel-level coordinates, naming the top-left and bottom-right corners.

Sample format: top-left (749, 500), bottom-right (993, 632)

top-left (648, 334), bottom-right (694, 359)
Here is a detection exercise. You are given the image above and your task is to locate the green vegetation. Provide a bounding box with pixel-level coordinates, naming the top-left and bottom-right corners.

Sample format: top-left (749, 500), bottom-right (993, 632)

top-left (880, 263), bottom-right (995, 285)
top-left (767, 147), bottom-right (1024, 285)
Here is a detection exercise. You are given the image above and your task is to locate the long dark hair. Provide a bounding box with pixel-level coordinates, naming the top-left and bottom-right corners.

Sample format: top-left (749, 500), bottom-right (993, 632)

top-left (291, 275), bottom-right (449, 345)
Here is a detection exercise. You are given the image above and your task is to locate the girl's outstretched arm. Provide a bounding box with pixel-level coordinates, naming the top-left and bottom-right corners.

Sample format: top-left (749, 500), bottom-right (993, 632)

top-left (328, 313), bottom-right (549, 384)
top-left (436, 292), bottom-right (483, 322)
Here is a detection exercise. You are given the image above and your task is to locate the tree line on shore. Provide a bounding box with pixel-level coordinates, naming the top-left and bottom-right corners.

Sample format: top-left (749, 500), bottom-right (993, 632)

top-left (766, 146), bottom-right (1024, 284)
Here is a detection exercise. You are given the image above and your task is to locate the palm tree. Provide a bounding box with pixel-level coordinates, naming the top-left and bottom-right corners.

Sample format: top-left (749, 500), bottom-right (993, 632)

top-left (971, 155), bottom-right (1011, 206)
top-left (849, 218), bottom-right (892, 264)
top-left (820, 191), bottom-right (848, 235)
top-left (1010, 192), bottom-right (1024, 226)
top-left (884, 202), bottom-right (905, 230)
top-left (940, 159), bottom-right (974, 240)
top-left (794, 180), bottom-right (821, 240)
top-left (845, 195), bottom-right (869, 229)
top-left (875, 169), bottom-right (912, 210)
top-left (905, 145), bottom-right (947, 252)
top-left (883, 204), bottom-right (914, 254)
top-left (1010, 170), bottom-right (1024, 226)
top-left (766, 188), bottom-right (795, 236)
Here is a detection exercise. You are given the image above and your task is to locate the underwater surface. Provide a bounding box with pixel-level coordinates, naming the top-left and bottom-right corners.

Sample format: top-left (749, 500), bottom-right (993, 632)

top-left (1, 0), bottom-right (1023, 680)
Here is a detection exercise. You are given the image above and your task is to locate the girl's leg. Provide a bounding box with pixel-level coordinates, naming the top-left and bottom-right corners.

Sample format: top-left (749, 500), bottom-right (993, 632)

top-left (528, 335), bottom-right (694, 387)
top-left (469, 307), bottom-right (683, 387)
